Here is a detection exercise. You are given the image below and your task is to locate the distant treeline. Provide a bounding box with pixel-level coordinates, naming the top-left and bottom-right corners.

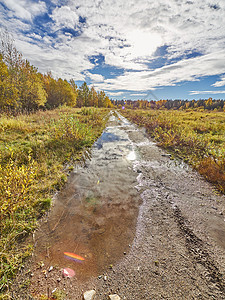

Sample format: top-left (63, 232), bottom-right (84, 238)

top-left (112, 99), bottom-right (225, 111)
top-left (0, 34), bottom-right (112, 113)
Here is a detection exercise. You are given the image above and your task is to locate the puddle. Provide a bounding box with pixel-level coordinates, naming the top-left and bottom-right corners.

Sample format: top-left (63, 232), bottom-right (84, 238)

top-left (32, 111), bottom-right (141, 281)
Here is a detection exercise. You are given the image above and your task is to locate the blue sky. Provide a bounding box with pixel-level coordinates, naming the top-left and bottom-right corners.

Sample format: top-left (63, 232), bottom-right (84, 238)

top-left (0, 0), bottom-right (225, 100)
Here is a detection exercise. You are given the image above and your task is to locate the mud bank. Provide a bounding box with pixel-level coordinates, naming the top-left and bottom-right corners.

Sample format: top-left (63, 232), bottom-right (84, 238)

top-left (12, 111), bottom-right (225, 299)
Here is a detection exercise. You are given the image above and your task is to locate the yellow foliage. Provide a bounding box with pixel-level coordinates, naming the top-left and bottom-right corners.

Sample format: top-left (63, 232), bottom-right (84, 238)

top-left (0, 152), bottom-right (37, 218)
top-left (0, 116), bottom-right (29, 133)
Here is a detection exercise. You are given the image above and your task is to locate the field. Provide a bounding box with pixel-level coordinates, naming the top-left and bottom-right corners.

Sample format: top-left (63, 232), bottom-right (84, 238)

top-left (121, 109), bottom-right (225, 194)
top-left (0, 107), bottom-right (108, 295)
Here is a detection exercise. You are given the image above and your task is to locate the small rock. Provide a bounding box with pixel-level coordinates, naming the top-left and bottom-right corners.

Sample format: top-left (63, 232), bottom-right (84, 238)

top-left (57, 277), bottom-right (61, 282)
top-left (109, 264), bottom-right (113, 269)
top-left (62, 268), bottom-right (75, 278)
top-left (48, 266), bottom-right (53, 272)
top-left (123, 252), bottom-right (126, 255)
top-left (98, 275), bottom-right (102, 279)
top-left (83, 290), bottom-right (96, 300)
top-left (109, 294), bottom-right (121, 300)
top-left (104, 275), bottom-right (107, 281)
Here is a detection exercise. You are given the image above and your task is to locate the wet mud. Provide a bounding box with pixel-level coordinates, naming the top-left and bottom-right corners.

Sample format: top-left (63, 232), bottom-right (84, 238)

top-left (13, 111), bottom-right (225, 299)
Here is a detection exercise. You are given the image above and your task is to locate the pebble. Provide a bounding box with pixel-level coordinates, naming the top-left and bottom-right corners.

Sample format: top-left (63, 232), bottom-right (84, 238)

top-left (83, 290), bottom-right (96, 300)
top-left (48, 266), bottom-right (53, 272)
top-left (104, 275), bottom-right (107, 281)
top-left (109, 294), bottom-right (121, 300)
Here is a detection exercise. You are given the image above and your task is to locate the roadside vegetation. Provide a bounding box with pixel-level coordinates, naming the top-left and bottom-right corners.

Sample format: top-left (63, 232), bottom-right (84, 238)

top-left (121, 109), bottom-right (225, 194)
top-left (0, 106), bottom-right (108, 295)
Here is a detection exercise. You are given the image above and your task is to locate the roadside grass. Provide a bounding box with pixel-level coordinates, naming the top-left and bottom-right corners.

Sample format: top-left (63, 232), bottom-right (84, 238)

top-left (0, 106), bottom-right (108, 296)
top-left (121, 109), bottom-right (225, 193)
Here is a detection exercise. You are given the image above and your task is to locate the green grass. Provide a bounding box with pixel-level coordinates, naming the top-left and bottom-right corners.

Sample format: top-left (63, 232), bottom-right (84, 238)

top-left (0, 106), bottom-right (109, 296)
top-left (121, 108), bottom-right (225, 193)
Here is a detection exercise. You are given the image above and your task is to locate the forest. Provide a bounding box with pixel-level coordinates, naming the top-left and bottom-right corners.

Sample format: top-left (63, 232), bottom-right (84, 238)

top-left (0, 34), bottom-right (113, 113)
top-left (113, 98), bottom-right (225, 111)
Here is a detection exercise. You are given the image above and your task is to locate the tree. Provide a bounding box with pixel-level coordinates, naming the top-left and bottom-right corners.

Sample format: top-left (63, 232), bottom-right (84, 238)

top-left (88, 86), bottom-right (98, 107)
top-left (18, 60), bottom-right (47, 110)
top-left (0, 30), bottom-right (112, 111)
top-left (0, 54), bottom-right (19, 109)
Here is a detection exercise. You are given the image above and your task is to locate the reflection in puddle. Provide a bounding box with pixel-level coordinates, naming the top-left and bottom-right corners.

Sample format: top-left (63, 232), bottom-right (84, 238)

top-left (127, 150), bottom-right (136, 161)
top-left (32, 112), bottom-right (140, 281)
top-left (95, 131), bottom-right (129, 149)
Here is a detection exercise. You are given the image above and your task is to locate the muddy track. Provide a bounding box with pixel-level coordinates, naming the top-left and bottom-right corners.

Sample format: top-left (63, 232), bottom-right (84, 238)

top-left (173, 206), bottom-right (225, 294)
top-left (12, 111), bottom-right (225, 299)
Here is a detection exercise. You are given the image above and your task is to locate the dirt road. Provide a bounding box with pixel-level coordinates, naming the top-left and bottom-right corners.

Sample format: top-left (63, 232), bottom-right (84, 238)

top-left (13, 111), bottom-right (225, 299)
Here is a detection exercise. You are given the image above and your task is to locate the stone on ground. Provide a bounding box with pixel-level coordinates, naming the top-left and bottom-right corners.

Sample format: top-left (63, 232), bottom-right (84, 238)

top-left (108, 294), bottom-right (121, 300)
top-left (83, 290), bottom-right (96, 300)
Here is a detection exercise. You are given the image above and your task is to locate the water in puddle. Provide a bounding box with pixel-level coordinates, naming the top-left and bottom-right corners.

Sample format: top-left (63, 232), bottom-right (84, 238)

top-left (32, 112), bottom-right (140, 281)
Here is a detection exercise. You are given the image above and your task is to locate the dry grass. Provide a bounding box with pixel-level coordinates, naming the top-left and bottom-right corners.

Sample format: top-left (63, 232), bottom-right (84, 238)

top-left (0, 106), bottom-right (109, 295)
top-left (122, 109), bottom-right (225, 193)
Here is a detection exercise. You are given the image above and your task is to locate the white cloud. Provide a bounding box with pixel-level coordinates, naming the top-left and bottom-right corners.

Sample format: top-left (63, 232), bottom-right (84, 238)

top-left (1, 0), bottom-right (47, 21)
top-left (14, 38), bottom-right (92, 81)
top-left (1, 0), bottom-right (225, 92)
top-left (95, 50), bottom-right (225, 91)
top-left (107, 91), bottom-right (124, 96)
top-left (28, 33), bottom-right (42, 40)
top-left (85, 72), bottom-right (104, 82)
top-left (50, 6), bottom-right (79, 29)
top-left (212, 75), bottom-right (225, 87)
top-left (130, 93), bottom-right (147, 96)
top-left (189, 90), bottom-right (225, 95)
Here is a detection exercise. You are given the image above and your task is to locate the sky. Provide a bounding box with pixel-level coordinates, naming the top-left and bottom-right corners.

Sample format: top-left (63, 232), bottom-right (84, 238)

top-left (0, 0), bottom-right (225, 100)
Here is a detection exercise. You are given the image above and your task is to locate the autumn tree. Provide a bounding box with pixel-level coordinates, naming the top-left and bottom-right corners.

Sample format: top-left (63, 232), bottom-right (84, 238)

top-left (17, 60), bottom-right (47, 110)
top-left (0, 30), bottom-right (112, 111)
top-left (0, 32), bottom-right (47, 111)
top-left (88, 86), bottom-right (98, 107)
top-left (0, 54), bottom-right (19, 110)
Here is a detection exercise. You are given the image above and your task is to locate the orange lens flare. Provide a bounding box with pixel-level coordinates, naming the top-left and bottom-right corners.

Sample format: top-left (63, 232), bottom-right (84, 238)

top-left (64, 252), bottom-right (85, 262)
